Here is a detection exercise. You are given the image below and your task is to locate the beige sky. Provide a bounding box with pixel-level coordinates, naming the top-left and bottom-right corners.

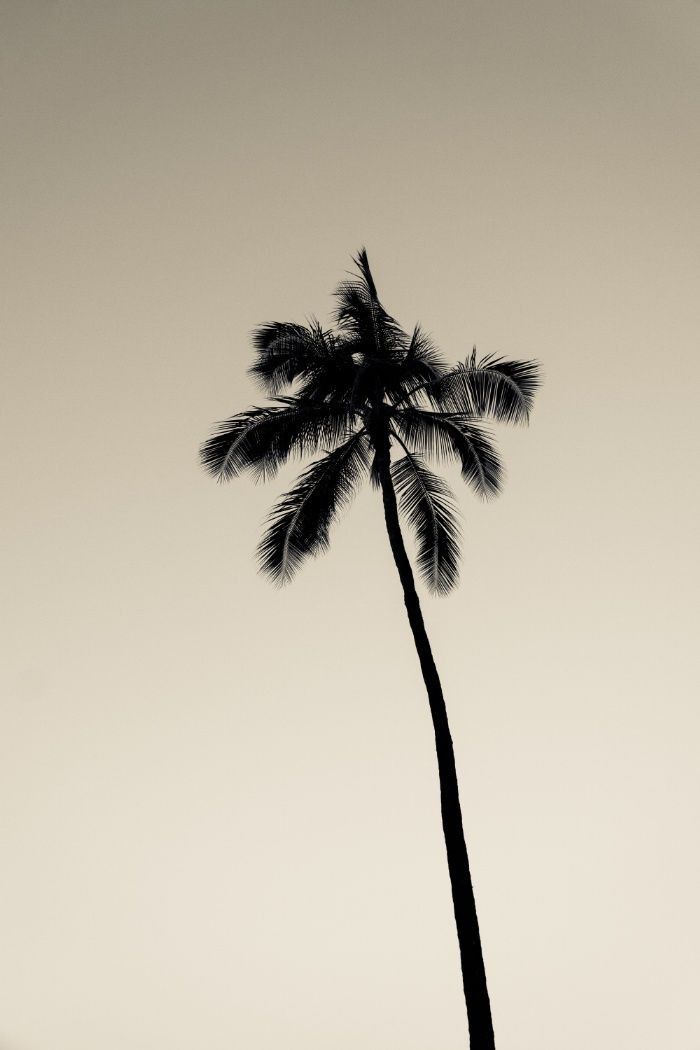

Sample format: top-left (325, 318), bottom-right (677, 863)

top-left (2, 2), bottom-right (699, 1048)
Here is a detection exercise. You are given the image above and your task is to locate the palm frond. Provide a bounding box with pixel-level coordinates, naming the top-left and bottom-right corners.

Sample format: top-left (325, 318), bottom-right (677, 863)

top-left (257, 431), bottom-right (371, 584)
top-left (405, 325), bottom-right (446, 372)
top-left (391, 408), bottom-right (502, 498)
top-left (295, 340), bottom-right (365, 405)
top-left (354, 247), bottom-right (378, 300)
top-left (391, 453), bottom-right (461, 594)
top-left (249, 321), bottom-right (333, 394)
top-left (200, 400), bottom-right (359, 482)
top-left (429, 348), bottom-right (541, 423)
top-left (333, 249), bottom-right (405, 355)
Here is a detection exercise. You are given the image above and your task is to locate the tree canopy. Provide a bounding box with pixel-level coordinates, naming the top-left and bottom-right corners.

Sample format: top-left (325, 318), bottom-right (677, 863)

top-left (201, 250), bottom-right (540, 593)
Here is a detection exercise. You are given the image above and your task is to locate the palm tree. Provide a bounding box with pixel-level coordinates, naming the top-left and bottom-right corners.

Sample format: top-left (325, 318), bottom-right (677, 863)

top-left (200, 250), bottom-right (540, 1049)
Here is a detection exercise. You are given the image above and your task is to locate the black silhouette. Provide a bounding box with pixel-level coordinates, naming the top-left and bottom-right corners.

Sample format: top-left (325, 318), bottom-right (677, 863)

top-left (201, 251), bottom-right (540, 1048)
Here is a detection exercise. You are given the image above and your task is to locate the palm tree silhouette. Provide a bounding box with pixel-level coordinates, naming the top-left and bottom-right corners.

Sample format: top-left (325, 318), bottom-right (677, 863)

top-left (201, 250), bottom-right (540, 1049)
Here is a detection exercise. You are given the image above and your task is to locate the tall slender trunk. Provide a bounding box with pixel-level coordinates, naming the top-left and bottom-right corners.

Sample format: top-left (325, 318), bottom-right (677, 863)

top-left (374, 425), bottom-right (496, 1050)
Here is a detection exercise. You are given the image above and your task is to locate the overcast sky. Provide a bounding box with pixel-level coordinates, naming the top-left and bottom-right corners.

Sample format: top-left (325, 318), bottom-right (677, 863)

top-left (2, 2), bottom-right (699, 1048)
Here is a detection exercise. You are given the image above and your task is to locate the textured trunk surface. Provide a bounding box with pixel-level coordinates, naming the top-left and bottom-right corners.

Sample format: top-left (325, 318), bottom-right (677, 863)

top-left (374, 427), bottom-right (495, 1050)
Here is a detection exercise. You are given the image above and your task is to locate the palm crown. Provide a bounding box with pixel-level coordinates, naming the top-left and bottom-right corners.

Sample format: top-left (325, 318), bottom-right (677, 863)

top-left (201, 250), bottom-right (540, 593)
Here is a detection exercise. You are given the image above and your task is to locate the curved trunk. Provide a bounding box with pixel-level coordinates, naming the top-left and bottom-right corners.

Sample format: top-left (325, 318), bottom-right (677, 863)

top-left (374, 426), bottom-right (495, 1050)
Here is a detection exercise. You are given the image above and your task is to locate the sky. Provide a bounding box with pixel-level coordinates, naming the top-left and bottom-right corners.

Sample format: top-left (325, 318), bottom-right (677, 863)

top-left (2, 2), bottom-right (699, 1048)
